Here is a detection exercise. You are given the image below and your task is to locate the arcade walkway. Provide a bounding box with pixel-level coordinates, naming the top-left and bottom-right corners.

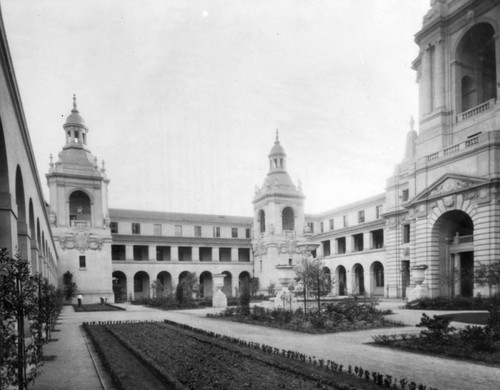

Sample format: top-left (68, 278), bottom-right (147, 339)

top-left (33, 302), bottom-right (499, 390)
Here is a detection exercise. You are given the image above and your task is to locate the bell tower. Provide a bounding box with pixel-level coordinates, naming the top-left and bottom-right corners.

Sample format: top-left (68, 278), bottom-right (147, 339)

top-left (47, 95), bottom-right (113, 303)
top-left (252, 131), bottom-right (305, 291)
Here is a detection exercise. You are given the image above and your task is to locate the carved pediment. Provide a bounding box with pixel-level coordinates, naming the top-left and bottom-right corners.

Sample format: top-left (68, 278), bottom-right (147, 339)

top-left (409, 174), bottom-right (488, 205)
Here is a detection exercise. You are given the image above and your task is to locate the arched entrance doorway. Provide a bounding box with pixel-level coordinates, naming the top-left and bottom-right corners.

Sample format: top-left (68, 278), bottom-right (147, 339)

top-left (282, 207), bottom-right (294, 231)
top-left (352, 264), bottom-right (365, 295)
top-left (112, 271), bottom-right (127, 302)
top-left (370, 261), bottom-right (384, 297)
top-left (69, 190), bottom-right (91, 225)
top-left (432, 210), bottom-right (474, 297)
top-left (336, 266), bottom-right (347, 296)
top-left (238, 271), bottom-right (251, 296)
top-left (156, 271), bottom-right (172, 297)
top-left (133, 271), bottom-right (150, 300)
top-left (322, 267), bottom-right (332, 295)
top-left (199, 271), bottom-right (213, 298)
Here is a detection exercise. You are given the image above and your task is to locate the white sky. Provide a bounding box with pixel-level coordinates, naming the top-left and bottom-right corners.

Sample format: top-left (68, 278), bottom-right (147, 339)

top-left (2, 0), bottom-right (430, 217)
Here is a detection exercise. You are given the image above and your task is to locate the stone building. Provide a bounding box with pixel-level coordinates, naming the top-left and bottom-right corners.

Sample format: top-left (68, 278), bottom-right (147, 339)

top-left (0, 7), bottom-right (58, 284)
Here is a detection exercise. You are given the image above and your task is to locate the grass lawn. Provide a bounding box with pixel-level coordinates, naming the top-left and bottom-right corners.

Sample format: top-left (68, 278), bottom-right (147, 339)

top-left (73, 303), bottom-right (125, 312)
top-left (437, 312), bottom-right (489, 324)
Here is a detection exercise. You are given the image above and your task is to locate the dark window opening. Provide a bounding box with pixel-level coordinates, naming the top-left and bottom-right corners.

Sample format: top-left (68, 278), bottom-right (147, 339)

top-left (132, 222), bottom-right (140, 234)
top-left (79, 255), bottom-right (86, 268)
top-left (336, 237), bottom-right (346, 254)
top-left (371, 229), bottom-right (384, 249)
top-left (110, 222), bottom-right (118, 233)
top-left (353, 233), bottom-right (364, 252)
top-left (403, 224), bottom-right (411, 244)
top-left (133, 245), bottom-right (148, 261)
top-left (200, 247), bottom-right (212, 262)
top-left (219, 248), bottom-right (231, 262)
top-left (178, 246), bottom-right (192, 261)
top-left (111, 245), bottom-right (126, 260)
top-left (238, 248), bottom-right (250, 262)
top-left (322, 240), bottom-right (331, 257)
top-left (156, 246), bottom-right (171, 261)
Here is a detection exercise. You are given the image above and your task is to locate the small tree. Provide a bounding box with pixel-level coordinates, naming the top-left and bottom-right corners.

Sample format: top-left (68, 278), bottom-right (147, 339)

top-left (62, 271), bottom-right (78, 302)
top-left (266, 282), bottom-right (276, 296)
top-left (176, 272), bottom-right (198, 304)
top-left (474, 262), bottom-right (500, 296)
top-left (295, 257), bottom-right (332, 312)
top-left (239, 279), bottom-right (251, 315)
top-left (249, 277), bottom-right (259, 297)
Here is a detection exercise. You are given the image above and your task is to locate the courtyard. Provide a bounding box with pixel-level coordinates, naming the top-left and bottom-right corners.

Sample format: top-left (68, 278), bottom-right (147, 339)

top-left (32, 302), bottom-right (500, 390)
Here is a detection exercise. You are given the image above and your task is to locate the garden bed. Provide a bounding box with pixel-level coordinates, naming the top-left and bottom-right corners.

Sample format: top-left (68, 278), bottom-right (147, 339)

top-left (73, 303), bottom-right (125, 312)
top-left (83, 320), bottom-right (435, 390)
top-left (437, 312), bottom-right (489, 325)
top-left (405, 296), bottom-right (500, 311)
top-left (208, 299), bottom-right (402, 334)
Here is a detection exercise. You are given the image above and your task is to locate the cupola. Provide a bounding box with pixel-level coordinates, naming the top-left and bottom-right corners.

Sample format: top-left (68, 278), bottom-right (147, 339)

top-left (268, 129), bottom-right (287, 171)
top-left (63, 94), bottom-right (89, 148)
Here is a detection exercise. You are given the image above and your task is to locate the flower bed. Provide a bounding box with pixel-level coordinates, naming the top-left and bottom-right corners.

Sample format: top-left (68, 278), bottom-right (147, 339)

top-left (84, 319), bottom-right (436, 390)
top-left (405, 296), bottom-right (500, 310)
top-left (73, 303), bottom-right (125, 312)
top-left (373, 313), bottom-right (500, 365)
top-left (208, 298), bottom-right (402, 333)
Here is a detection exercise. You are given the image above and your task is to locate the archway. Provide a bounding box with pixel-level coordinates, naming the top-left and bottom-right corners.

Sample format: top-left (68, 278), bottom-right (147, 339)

top-left (432, 210), bottom-right (474, 297)
top-left (29, 199), bottom-right (37, 272)
top-left (370, 261), bottom-right (384, 297)
top-left (455, 23), bottom-right (496, 113)
top-left (0, 120), bottom-right (10, 249)
top-left (156, 271), bottom-right (172, 297)
top-left (133, 271), bottom-right (150, 300)
top-left (352, 264), bottom-right (365, 295)
top-left (15, 166), bottom-right (29, 261)
top-left (112, 271), bottom-right (127, 302)
top-left (336, 266), bottom-right (347, 296)
top-left (199, 271), bottom-right (213, 298)
top-left (69, 190), bottom-right (91, 225)
top-left (322, 266), bottom-right (332, 294)
top-left (222, 271), bottom-right (232, 297)
top-left (282, 207), bottom-right (294, 231)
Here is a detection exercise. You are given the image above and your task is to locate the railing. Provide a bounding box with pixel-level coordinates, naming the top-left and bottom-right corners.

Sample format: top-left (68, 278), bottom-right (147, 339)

top-left (70, 220), bottom-right (91, 228)
top-left (426, 136), bottom-right (479, 162)
top-left (453, 234), bottom-right (473, 245)
top-left (457, 98), bottom-right (496, 122)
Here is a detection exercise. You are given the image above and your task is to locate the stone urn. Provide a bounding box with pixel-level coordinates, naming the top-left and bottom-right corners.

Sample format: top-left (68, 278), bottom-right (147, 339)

top-left (411, 265), bottom-right (428, 285)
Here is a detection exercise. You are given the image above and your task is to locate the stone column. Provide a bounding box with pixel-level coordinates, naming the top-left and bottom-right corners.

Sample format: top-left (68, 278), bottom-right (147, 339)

top-left (364, 232), bottom-right (372, 250)
top-left (422, 44), bottom-right (433, 114)
top-left (454, 253), bottom-right (461, 297)
top-left (434, 38), bottom-right (445, 109)
top-left (126, 273), bottom-right (135, 301)
top-left (212, 247), bottom-right (219, 262)
top-left (192, 246), bottom-right (199, 261)
top-left (171, 246), bottom-right (179, 262)
top-left (125, 245), bottom-right (134, 261)
top-left (346, 236), bottom-right (353, 253)
top-left (31, 242), bottom-right (39, 273)
top-left (495, 34), bottom-right (500, 99)
top-left (231, 247), bottom-right (238, 262)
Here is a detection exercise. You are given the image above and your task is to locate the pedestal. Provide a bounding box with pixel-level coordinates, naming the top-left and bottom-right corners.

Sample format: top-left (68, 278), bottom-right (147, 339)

top-left (274, 287), bottom-right (297, 311)
top-left (212, 288), bottom-right (227, 308)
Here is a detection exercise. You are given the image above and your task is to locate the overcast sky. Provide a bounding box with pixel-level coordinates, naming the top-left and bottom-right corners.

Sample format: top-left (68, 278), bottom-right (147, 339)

top-left (2, 0), bottom-right (429, 217)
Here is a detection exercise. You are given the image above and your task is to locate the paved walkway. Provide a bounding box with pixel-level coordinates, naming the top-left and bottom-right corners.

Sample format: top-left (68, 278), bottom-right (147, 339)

top-left (33, 301), bottom-right (500, 390)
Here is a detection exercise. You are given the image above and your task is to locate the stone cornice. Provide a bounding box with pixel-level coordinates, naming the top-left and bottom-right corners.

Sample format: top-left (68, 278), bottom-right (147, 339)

top-left (312, 219), bottom-right (385, 239)
top-left (112, 234), bottom-right (252, 247)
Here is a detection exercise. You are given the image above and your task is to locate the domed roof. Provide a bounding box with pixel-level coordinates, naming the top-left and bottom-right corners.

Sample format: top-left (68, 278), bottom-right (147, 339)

top-left (269, 129), bottom-right (286, 156)
top-left (64, 95), bottom-right (87, 128)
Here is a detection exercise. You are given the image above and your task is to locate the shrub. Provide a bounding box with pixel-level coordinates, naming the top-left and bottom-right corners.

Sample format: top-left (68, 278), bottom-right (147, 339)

top-left (458, 325), bottom-right (494, 351)
top-left (416, 313), bottom-right (456, 342)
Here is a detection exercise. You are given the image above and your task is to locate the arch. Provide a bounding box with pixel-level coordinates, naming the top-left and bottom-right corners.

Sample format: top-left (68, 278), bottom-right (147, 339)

top-left (352, 264), bottom-right (365, 295)
top-left (322, 266), bottom-right (332, 294)
top-left (133, 271), bottom-right (150, 299)
top-left (454, 23), bottom-right (496, 113)
top-left (68, 190), bottom-right (92, 225)
top-left (335, 265), bottom-right (347, 296)
top-left (431, 210), bottom-right (474, 298)
top-left (221, 271), bottom-right (232, 297)
top-left (199, 271), bottom-right (213, 298)
top-left (238, 271), bottom-right (251, 296)
top-left (156, 271), bottom-right (172, 297)
top-left (0, 120), bottom-right (9, 194)
top-left (258, 209), bottom-right (265, 233)
top-left (28, 199), bottom-right (37, 272)
top-left (370, 261), bottom-right (384, 297)
top-left (0, 121), bottom-right (11, 249)
top-left (178, 270), bottom-right (191, 283)
top-left (112, 271), bottom-right (127, 302)
top-left (282, 206), bottom-right (294, 231)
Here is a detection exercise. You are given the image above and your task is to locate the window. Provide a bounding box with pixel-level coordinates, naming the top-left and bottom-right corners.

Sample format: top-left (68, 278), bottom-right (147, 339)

top-left (219, 248), bottom-right (231, 262)
top-left (342, 215), bottom-right (348, 228)
top-left (320, 222), bottom-right (324, 233)
top-left (156, 246), bottom-right (171, 261)
top-left (329, 219), bottom-right (334, 231)
top-left (353, 233), bottom-right (364, 252)
top-left (282, 207), bottom-right (295, 231)
top-left (402, 189), bottom-right (409, 202)
top-left (200, 247), bottom-right (212, 262)
top-left (376, 205), bottom-right (383, 219)
top-left (238, 248), bottom-right (250, 262)
top-left (231, 228), bottom-right (238, 238)
top-left (195, 226), bottom-right (202, 237)
top-left (133, 245), bottom-right (148, 260)
top-left (132, 223), bottom-right (140, 234)
top-left (153, 223), bottom-right (162, 236)
top-left (258, 210), bottom-right (265, 233)
top-left (109, 222), bottom-right (118, 233)
top-left (175, 225), bottom-right (182, 237)
top-left (403, 224), bottom-right (411, 244)
top-left (358, 210), bottom-right (365, 224)
top-left (322, 240), bottom-right (331, 257)
top-left (371, 229), bottom-right (384, 249)
top-left (79, 255), bottom-right (86, 268)
top-left (336, 237), bottom-right (346, 254)
top-left (178, 246), bottom-right (192, 261)
top-left (245, 228), bottom-right (251, 238)
top-left (213, 226), bottom-right (220, 238)
top-left (307, 222), bottom-right (314, 233)
top-left (111, 245), bottom-right (126, 260)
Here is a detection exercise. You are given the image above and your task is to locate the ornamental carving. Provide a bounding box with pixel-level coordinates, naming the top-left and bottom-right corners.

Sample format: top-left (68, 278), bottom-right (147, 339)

top-left (253, 238), bottom-right (267, 256)
top-left (59, 231), bottom-right (103, 253)
top-left (429, 178), bottom-right (471, 197)
top-left (279, 235), bottom-right (300, 255)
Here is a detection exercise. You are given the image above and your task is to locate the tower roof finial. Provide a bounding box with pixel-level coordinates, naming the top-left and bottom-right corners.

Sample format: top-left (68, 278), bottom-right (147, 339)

top-left (409, 115), bottom-right (415, 132)
top-left (275, 128), bottom-right (279, 143)
top-left (72, 94), bottom-right (78, 112)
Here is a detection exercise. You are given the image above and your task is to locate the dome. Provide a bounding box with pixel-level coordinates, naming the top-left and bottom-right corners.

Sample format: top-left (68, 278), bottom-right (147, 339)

top-left (268, 129), bottom-right (286, 157)
top-left (64, 95), bottom-right (87, 129)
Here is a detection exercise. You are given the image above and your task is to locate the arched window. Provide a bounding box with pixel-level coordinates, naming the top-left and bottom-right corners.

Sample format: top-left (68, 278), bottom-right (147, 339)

top-left (69, 191), bottom-right (91, 224)
top-left (258, 210), bottom-right (265, 233)
top-left (455, 23), bottom-right (496, 113)
top-left (282, 207), bottom-right (294, 231)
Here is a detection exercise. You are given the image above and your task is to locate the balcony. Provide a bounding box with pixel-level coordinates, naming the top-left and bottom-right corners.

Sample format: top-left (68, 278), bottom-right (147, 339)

top-left (426, 135), bottom-right (479, 163)
top-left (456, 98), bottom-right (496, 123)
top-left (70, 220), bottom-right (91, 228)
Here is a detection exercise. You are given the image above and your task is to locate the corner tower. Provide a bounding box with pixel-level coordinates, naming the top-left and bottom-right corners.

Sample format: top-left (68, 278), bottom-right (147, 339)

top-left (252, 131), bottom-right (305, 291)
top-left (47, 96), bottom-right (113, 302)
